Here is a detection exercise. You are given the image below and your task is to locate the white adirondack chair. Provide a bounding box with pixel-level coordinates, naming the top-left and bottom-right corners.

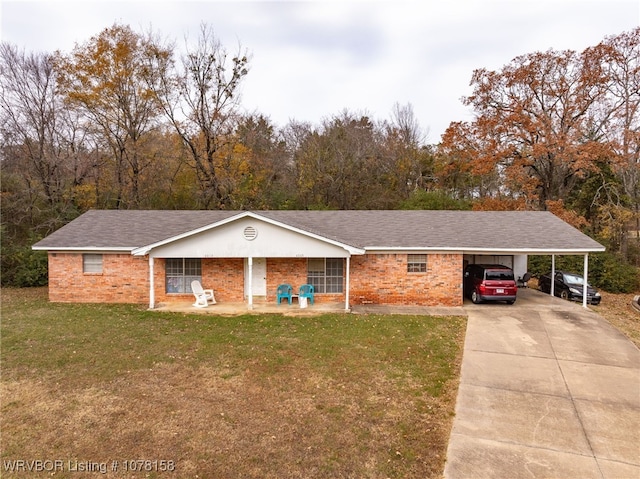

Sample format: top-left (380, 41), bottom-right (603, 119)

top-left (191, 280), bottom-right (216, 308)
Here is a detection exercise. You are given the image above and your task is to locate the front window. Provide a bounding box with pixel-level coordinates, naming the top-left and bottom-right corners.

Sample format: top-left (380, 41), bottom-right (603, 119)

top-left (307, 258), bottom-right (343, 293)
top-left (83, 254), bottom-right (103, 273)
top-left (407, 254), bottom-right (427, 273)
top-left (166, 258), bottom-right (201, 293)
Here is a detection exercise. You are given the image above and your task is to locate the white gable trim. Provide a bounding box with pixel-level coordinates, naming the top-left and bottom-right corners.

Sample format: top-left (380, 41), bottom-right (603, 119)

top-left (132, 211), bottom-right (365, 256)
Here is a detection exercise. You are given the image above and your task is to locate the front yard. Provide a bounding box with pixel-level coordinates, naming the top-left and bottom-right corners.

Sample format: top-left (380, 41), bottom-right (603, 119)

top-left (0, 288), bottom-right (466, 478)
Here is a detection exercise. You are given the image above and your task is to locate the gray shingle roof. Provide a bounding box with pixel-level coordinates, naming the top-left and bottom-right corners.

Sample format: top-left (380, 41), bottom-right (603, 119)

top-left (33, 209), bottom-right (605, 253)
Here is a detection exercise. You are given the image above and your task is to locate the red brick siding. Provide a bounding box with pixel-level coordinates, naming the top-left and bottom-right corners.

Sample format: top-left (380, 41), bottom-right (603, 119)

top-left (350, 253), bottom-right (463, 306)
top-left (156, 258), bottom-right (245, 304)
top-left (47, 252), bottom-right (462, 307)
top-left (267, 258), bottom-right (345, 304)
top-left (47, 253), bottom-right (149, 303)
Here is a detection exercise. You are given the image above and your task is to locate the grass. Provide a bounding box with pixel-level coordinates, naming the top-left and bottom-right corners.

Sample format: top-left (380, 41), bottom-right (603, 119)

top-left (1, 288), bottom-right (466, 478)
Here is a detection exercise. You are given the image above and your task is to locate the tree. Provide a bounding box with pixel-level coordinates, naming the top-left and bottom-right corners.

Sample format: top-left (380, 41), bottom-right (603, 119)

top-left (461, 48), bottom-right (609, 209)
top-left (145, 23), bottom-right (249, 208)
top-left (294, 111), bottom-right (389, 209)
top-left (585, 28), bottom-right (640, 260)
top-left (382, 103), bottom-right (434, 198)
top-left (0, 43), bottom-right (92, 234)
top-left (55, 24), bottom-right (165, 208)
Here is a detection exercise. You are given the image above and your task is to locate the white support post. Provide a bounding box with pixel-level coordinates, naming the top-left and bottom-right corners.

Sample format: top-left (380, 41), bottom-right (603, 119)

top-left (550, 254), bottom-right (556, 298)
top-left (345, 256), bottom-right (351, 311)
top-left (148, 255), bottom-right (155, 309)
top-left (583, 254), bottom-right (589, 308)
top-left (248, 256), bottom-right (253, 310)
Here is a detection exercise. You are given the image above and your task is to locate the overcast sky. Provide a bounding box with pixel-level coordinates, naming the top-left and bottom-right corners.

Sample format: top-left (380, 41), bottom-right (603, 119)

top-left (2, 0), bottom-right (639, 142)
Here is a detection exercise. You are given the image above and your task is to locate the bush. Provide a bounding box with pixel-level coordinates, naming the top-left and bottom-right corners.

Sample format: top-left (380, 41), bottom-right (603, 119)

top-left (1, 241), bottom-right (48, 287)
top-left (528, 252), bottom-right (639, 294)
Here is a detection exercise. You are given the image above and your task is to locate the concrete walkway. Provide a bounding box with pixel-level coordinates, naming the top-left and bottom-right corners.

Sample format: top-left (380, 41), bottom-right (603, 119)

top-left (444, 288), bottom-right (640, 479)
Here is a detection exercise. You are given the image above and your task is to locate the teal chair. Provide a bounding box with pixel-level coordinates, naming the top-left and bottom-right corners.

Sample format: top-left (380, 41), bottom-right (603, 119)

top-left (276, 284), bottom-right (293, 304)
top-left (299, 284), bottom-right (314, 305)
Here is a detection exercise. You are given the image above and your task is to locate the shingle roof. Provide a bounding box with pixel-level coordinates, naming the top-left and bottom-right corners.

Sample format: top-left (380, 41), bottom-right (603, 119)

top-left (32, 209), bottom-right (605, 253)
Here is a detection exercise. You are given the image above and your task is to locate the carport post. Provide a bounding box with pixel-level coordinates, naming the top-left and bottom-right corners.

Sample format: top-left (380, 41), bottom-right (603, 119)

top-left (583, 254), bottom-right (589, 308)
top-left (550, 255), bottom-right (555, 298)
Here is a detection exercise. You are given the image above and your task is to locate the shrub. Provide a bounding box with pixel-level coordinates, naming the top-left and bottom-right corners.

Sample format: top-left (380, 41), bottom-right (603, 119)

top-left (1, 241), bottom-right (48, 287)
top-left (528, 252), bottom-right (639, 294)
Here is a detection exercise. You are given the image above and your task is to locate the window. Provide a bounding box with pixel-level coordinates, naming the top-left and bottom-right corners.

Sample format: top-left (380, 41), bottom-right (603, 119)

top-left (83, 254), bottom-right (103, 273)
top-left (307, 258), bottom-right (343, 293)
top-left (166, 258), bottom-right (201, 293)
top-left (407, 254), bottom-right (427, 273)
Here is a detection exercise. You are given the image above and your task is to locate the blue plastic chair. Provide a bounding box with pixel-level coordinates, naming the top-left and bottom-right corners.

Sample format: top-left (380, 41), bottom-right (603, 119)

top-left (276, 284), bottom-right (293, 304)
top-left (298, 284), bottom-right (315, 305)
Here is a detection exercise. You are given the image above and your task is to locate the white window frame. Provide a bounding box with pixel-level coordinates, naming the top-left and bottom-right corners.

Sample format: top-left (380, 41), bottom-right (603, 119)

top-left (307, 258), bottom-right (344, 293)
top-left (165, 258), bottom-right (202, 294)
top-left (83, 254), bottom-right (103, 273)
top-left (407, 254), bottom-right (427, 273)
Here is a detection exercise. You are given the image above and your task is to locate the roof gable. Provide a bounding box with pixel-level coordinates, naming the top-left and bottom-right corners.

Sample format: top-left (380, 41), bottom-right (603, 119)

top-left (132, 212), bottom-right (365, 257)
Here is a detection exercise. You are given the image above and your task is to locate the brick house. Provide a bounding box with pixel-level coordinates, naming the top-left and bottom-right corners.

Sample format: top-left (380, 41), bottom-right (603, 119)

top-left (32, 210), bottom-right (605, 310)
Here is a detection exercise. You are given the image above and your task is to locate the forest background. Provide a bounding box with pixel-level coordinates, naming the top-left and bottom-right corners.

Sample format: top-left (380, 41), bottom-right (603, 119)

top-left (1, 24), bottom-right (638, 291)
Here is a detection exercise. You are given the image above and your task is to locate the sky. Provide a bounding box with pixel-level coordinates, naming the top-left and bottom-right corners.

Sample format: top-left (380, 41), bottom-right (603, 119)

top-left (1, 0), bottom-right (639, 142)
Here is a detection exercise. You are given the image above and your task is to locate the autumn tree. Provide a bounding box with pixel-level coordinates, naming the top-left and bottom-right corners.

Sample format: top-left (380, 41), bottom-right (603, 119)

top-left (145, 23), bottom-right (249, 208)
top-left (55, 24), bottom-right (166, 208)
top-left (584, 28), bottom-right (640, 258)
top-left (437, 121), bottom-right (504, 201)
top-left (459, 47), bottom-right (609, 209)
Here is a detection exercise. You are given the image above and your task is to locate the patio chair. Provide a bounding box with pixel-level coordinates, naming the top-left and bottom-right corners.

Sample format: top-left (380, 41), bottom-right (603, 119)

top-left (191, 280), bottom-right (216, 308)
top-left (298, 284), bottom-right (314, 305)
top-left (276, 284), bottom-right (293, 304)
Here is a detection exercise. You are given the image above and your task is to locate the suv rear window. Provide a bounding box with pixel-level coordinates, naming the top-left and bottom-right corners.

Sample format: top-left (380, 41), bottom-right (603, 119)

top-left (485, 270), bottom-right (514, 281)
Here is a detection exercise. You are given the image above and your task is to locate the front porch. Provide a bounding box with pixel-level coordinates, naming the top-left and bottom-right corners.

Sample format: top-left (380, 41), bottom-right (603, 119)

top-left (152, 299), bottom-right (348, 316)
top-left (150, 299), bottom-right (467, 317)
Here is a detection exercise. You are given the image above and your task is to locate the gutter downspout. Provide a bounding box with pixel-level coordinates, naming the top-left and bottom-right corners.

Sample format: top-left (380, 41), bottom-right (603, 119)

top-left (148, 255), bottom-right (155, 309)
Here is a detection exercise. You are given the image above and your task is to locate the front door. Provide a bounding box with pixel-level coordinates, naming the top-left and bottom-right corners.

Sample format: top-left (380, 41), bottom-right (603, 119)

top-left (244, 257), bottom-right (267, 299)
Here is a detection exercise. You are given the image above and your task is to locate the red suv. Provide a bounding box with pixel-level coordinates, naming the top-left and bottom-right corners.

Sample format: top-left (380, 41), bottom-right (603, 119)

top-left (463, 264), bottom-right (518, 304)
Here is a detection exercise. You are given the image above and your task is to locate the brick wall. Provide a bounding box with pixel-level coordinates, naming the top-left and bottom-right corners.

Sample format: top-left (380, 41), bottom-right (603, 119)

top-left (48, 253), bottom-right (149, 303)
top-left (350, 253), bottom-right (463, 306)
top-left (47, 252), bottom-right (463, 307)
top-left (155, 258), bottom-right (245, 304)
top-left (267, 258), bottom-right (344, 304)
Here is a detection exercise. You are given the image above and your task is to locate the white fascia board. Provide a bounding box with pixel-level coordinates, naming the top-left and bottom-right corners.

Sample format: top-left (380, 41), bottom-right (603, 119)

top-left (32, 246), bottom-right (135, 253)
top-left (132, 211), bottom-right (365, 256)
top-left (364, 246), bottom-right (606, 254)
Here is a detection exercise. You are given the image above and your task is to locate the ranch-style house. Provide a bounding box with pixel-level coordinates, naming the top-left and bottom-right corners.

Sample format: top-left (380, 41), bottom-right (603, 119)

top-left (32, 210), bottom-right (606, 310)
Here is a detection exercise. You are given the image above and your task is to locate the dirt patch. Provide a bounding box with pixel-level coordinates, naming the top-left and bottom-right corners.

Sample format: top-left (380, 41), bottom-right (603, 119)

top-left (593, 291), bottom-right (640, 349)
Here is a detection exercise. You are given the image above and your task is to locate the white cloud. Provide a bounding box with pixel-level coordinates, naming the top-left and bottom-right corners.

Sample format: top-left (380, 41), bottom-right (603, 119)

top-left (2, 0), bottom-right (638, 141)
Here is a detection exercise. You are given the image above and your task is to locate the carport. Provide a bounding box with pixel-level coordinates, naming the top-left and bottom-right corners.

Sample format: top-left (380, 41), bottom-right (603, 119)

top-left (462, 246), bottom-right (605, 308)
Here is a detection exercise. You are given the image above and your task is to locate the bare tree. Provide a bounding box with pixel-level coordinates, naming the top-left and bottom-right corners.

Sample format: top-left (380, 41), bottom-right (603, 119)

top-left (145, 23), bottom-right (250, 208)
top-left (0, 42), bottom-right (93, 234)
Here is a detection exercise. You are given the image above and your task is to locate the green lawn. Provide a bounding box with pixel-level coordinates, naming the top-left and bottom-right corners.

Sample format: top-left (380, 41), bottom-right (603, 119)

top-left (1, 288), bottom-right (466, 478)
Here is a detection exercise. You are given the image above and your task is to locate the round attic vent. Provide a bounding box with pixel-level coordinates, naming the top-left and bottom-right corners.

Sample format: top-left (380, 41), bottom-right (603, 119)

top-left (243, 226), bottom-right (258, 241)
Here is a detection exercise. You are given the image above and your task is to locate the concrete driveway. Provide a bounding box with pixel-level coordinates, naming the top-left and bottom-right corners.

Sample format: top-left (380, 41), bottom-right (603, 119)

top-left (444, 288), bottom-right (640, 479)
